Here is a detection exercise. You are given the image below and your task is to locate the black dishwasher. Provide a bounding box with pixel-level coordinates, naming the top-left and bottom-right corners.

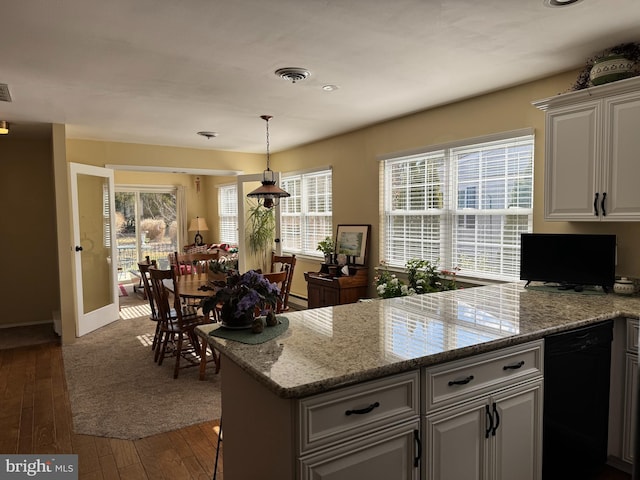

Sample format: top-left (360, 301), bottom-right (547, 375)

top-left (543, 320), bottom-right (613, 480)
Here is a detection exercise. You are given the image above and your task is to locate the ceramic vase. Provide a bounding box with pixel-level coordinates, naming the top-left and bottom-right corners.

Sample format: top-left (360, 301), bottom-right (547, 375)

top-left (590, 55), bottom-right (635, 86)
top-left (613, 277), bottom-right (635, 296)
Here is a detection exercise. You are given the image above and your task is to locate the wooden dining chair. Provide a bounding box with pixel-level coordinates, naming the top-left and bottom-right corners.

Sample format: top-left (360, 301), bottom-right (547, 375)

top-left (262, 270), bottom-right (289, 314)
top-left (270, 253), bottom-right (297, 312)
top-left (137, 256), bottom-right (162, 352)
top-left (148, 266), bottom-right (220, 379)
top-left (174, 251), bottom-right (220, 276)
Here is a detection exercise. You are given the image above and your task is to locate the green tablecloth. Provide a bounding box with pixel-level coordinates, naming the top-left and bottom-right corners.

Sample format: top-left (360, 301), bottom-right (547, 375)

top-left (209, 316), bottom-right (289, 344)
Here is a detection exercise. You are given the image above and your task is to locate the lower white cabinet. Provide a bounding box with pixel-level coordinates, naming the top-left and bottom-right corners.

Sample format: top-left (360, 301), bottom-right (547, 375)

top-left (623, 353), bottom-right (637, 463)
top-left (622, 318), bottom-right (639, 464)
top-left (299, 419), bottom-right (420, 480)
top-left (422, 340), bottom-right (544, 480)
top-left (425, 379), bottom-right (542, 480)
top-left (297, 370), bottom-right (421, 480)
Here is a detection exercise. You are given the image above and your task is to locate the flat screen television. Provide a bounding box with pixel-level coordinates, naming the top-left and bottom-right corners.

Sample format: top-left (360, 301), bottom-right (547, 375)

top-left (520, 233), bottom-right (616, 290)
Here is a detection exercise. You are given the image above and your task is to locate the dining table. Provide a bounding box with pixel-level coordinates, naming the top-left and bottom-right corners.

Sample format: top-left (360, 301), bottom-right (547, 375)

top-left (163, 272), bottom-right (217, 299)
top-left (162, 272), bottom-right (222, 380)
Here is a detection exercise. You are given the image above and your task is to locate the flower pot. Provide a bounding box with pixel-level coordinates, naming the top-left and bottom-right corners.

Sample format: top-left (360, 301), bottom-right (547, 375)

top-left (220, 307), bottom-right (255, 329)
top-left (590, 55), bottom-right (635, 86)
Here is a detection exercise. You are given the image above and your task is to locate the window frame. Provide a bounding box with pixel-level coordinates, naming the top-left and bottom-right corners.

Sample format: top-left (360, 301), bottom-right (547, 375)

top-left (280, 167), bottom-right (333, 258)
top-left (218, 183), bottom-right (238, 245)
top-left (379, 129), bottom-right (534, 282)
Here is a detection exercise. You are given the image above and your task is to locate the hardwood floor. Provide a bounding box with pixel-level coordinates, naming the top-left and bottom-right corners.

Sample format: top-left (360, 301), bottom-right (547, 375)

top-left (0, 334), bottom-right (632, 480)
top-left (0, 340), bottom-right (223, 479)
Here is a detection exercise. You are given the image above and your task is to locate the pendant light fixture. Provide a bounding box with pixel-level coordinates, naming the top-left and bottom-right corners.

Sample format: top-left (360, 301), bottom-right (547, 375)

top-left (247, 115), bottom-right (290, 209)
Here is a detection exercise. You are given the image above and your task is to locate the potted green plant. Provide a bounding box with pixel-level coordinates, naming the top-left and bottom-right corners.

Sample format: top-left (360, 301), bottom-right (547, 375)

top-left (316, 236), bottom-right (335, 264)
top-left (246, 201), bottom-right (275, 273)
top-left (374, 259), bottom-right (459, 299)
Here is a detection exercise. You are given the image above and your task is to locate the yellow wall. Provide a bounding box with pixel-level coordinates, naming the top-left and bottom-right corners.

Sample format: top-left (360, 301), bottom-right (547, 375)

top-left (275, 69), bottom-right (640, 285)
top-left (0, 134), bottom-right (59, 328)
top-left (20, 67), bottom-right (640, 343)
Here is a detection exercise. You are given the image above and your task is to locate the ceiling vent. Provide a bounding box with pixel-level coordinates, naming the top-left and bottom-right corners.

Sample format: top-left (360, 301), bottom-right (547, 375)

top-left (275, 67), bottom-right (311, 83)
top-left (0, 83), bottom-right (12, 102)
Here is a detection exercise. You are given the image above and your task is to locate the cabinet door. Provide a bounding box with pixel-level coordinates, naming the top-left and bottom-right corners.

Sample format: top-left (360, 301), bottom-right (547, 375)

top-left (425, 398), bottom-right (487, 480)
top-left (491, 380), bottom-right (543, 480)
top-left (544, 101), bottom-right (601, 220)
top-left (602, 93), bottom-right (640, 220)
top-left (623, 353), bottom-right (638, 463)
top-left (307, 282), bottom-right (323, 309)
top-left (299, 420), bottom-right (420, 480)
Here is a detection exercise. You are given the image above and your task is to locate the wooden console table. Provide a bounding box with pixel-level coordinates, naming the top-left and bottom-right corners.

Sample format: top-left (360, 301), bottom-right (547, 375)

top-left (304, 266), bottom-right (369, 309)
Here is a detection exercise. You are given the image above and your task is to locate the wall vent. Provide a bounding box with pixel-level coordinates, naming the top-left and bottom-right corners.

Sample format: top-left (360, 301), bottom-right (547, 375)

top-left (0, 83), bottom-right (12, 102)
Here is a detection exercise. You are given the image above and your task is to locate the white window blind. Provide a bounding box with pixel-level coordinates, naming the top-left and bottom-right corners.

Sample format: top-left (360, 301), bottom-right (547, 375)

top-left (280, 169), bottom-right (332, 256)
top-left (103, 181), bottom-right (112, 248)
top-left (381, 133), bottom-right (534, 281)
top-left (218, 184), bottom-right (238, 244)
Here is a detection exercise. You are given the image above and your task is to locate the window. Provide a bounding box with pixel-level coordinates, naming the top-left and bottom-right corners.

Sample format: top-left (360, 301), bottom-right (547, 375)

top-left (114, 187), bottom-right (180, 278)
top-left (381, 131), bottom-right (534, 281)
top-left (280, 168), bottom-right (333, 256)
top-left (218, 184), bottom-right (238, 244)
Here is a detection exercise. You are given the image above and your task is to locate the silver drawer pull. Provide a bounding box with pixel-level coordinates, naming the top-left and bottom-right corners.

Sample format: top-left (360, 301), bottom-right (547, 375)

top-left (448, 375), bottom-right (474, 386)
top-left (503, 360), bottom-right (525, 370)
top-left (345, 402), bottom-right (380, 416)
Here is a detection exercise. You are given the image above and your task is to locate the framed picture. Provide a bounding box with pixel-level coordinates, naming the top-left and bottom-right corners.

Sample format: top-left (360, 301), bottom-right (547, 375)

top-left (335, 224), bottom-right (370, 265)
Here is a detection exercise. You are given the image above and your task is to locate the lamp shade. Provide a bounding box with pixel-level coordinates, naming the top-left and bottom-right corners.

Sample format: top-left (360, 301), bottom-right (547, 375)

top-left (188, 217), bottom-right (209, 232)
top-left (0, 121), bottom-right (8, 135)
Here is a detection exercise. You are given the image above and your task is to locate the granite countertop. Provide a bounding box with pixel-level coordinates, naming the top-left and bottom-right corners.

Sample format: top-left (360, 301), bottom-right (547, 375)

top-left (196, 282), bottom-right (640, 399)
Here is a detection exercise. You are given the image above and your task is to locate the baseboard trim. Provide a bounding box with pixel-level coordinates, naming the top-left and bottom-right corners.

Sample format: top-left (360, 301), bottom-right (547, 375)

top-left (0, 320), bottom-right (54, 329)
top-left (606, 455), bottom-right (632, 475)
top-left (288, 294), bottom-right (308, 310)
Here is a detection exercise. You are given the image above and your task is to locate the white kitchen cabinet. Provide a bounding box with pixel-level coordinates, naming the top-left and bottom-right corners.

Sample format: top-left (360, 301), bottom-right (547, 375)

top-left (423, 341), bottom-right (544, 480)
top-left (299, 419), bottom-right (420, 480)
top-left (623, 318), bottom-right (639, 464)
top-left (533, 76), bottom-right (640, 221)
top-left (298, 370), bottom-right (421, 479)
top-left (220, 361), bottom-right (421, 480)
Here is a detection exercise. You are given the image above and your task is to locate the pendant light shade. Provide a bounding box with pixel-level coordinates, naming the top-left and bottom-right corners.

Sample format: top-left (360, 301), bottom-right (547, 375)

top-left (247, 115), bottom-right (290, 208)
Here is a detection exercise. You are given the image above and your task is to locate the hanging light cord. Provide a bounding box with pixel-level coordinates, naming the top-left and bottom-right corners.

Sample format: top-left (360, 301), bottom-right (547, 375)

top-left (261, 114), bottom-right (272, 171)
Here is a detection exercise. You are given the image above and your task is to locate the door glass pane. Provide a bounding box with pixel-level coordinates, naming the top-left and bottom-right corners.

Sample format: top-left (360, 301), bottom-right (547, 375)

top-left (115, 190), bottom-right (178, 277)
top-left (78, 174), bottom-right (114, 313)
top-left (115, 192), bottom-right (136, 281)
top-left (140, 192), bottom-right (177, 267)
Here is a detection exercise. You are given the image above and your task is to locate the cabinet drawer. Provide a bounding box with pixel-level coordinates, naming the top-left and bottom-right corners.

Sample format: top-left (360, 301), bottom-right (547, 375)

top-left (627, 318), bottom-right (639, 353)
top-left (298, 370), bottom-right (420, 455)
top-left (423, 340), bottom-right (543, 412)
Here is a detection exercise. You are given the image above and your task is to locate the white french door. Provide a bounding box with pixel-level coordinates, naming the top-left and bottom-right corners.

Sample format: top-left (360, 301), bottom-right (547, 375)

top-left (70, 163), bottom-right (119, 337)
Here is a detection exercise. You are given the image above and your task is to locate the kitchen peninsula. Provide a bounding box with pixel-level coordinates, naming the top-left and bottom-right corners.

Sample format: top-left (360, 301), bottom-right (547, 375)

top-left (197, 282), bottom-right (640, 480)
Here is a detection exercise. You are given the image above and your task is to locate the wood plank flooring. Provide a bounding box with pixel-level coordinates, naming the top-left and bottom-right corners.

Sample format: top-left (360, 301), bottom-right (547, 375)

top-left (0, 341), bottom-right (223, 479)
top-left (0, 333), bottom-right (632, 480)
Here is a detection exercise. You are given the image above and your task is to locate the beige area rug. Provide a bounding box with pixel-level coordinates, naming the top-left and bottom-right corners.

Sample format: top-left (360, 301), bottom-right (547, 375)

top-left (62, 303), bottom-right (222, 440)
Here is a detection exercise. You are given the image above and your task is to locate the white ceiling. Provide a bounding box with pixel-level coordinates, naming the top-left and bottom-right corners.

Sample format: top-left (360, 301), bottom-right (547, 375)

top-left (1, 0), bottom-right (639, 152)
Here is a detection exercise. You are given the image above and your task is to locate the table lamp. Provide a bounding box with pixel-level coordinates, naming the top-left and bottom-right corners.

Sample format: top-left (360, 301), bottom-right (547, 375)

top-left (188, 216), bottom-right (209, 246)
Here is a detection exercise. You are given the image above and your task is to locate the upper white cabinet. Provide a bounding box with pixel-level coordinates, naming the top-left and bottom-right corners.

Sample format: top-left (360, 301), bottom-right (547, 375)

top-left (534, 76), bottom-right (640, 221)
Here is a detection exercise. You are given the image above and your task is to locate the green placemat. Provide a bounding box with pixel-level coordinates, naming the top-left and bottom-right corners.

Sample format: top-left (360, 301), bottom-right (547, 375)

top-left (209, 316), bottom-right (289, 344)
top-left (525, 285), bottom-right (606, 295)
